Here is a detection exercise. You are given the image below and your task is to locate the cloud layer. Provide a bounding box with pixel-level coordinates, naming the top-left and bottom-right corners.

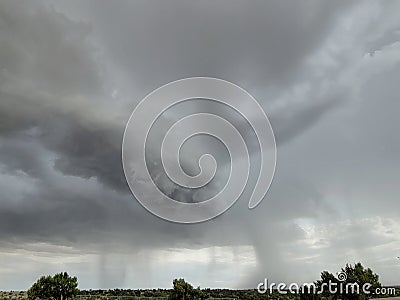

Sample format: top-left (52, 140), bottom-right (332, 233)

top-left (0, 0), bottom-right (399, 290)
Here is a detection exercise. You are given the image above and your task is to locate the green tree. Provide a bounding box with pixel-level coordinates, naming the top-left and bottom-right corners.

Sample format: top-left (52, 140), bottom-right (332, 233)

top-left (341, 263), bottom-right (381, 300)
top-left (314, 270), bottom-right (340, 300)
top-left (28, 272), bottom-right (79, 300)
top-left (315, 262), bottom-right (381, 300)
top-left (171, 279), bottom-right (203, 300)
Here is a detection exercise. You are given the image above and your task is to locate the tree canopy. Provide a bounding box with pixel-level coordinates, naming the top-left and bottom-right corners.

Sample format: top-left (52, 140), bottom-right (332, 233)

top-left (171, 278), bottom-right (203, 300)
top-left (313, 262), bottom-right (381, 300)
top-left (27, 272), bottom-right (79, 300)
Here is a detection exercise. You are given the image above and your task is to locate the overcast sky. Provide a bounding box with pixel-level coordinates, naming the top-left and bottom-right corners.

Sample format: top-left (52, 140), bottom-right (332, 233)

top-left (0, 0), bottom-right (400, 291)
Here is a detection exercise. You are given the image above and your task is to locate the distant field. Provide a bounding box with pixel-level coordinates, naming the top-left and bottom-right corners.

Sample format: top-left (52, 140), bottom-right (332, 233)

top-left (0, 291), bottom-right (26, 300)
top-left (1, 288), bottom-right (399, 300)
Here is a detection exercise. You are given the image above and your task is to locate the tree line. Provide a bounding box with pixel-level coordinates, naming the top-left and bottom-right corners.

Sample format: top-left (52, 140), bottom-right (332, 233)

top-left (26, 263), bottom-right (399, 300)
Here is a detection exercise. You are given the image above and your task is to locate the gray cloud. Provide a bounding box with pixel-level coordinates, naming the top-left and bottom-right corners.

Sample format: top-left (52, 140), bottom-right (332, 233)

top-left (0, 0), bottom-right (399, 290)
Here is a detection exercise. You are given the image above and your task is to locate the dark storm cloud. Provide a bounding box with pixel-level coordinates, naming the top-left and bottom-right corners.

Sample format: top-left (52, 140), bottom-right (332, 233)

top-left (72, 0), bottom-right (355, 87)
top-left (0, 0), bottom-right (400, 289)
top-left (0, 0), bottom-right (355, 196)
top-left (0, 0), bottom-right (130, 193)
top-left (0, 0), bottom-right (350, 205)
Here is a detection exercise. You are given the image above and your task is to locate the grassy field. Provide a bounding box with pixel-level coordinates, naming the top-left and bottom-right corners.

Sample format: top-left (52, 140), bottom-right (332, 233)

top-left (0, 291), bottom-right (26, 300)
top-left (1, 288), bottom-right (399, 300)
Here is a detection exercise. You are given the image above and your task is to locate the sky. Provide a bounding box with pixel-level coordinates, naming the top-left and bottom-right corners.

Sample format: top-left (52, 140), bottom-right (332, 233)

top-left (0, 0), bottom-right (400, 291)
